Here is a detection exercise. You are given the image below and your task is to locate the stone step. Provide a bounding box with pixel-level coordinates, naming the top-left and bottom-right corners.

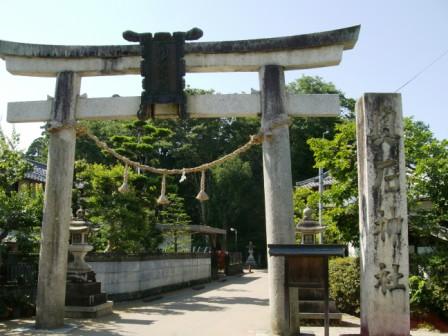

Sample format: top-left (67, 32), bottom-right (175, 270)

top-left (65, 300), bottom-right (113, 318)
top-left (298, 312), bottom-right (343, 320)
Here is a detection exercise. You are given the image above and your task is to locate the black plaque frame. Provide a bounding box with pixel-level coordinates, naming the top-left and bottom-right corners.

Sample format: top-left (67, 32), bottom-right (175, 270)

top-left (123, 28), bottom-right (203, 120)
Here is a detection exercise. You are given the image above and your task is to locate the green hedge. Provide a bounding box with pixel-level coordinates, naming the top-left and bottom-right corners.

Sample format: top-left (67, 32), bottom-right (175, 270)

top-left (329, 257), bottom-right (360, 316)
top-left (329, 252), bottom-right (448, 321)
top-left (409, 248), bottom-right (448, 320)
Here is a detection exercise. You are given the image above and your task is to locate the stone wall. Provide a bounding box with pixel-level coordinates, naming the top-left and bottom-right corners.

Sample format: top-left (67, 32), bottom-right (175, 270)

top-left (86, 253), bottom-right (211, 301)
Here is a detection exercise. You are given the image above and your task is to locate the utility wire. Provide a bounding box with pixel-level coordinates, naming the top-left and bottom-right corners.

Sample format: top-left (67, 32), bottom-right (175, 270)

top-left (394, 48), bottom-right (448, 92)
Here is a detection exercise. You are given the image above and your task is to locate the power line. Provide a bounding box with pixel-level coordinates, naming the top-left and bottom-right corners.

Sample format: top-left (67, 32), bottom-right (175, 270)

top-left (394, 48), bottom-right (448, 93)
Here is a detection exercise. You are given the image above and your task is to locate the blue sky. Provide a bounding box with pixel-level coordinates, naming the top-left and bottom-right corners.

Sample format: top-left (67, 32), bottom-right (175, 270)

top-left (0, 0), bottom-right (447, 150)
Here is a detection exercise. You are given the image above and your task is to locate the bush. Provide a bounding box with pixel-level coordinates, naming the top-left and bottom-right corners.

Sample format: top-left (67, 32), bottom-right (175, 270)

top-left (329, 257), bottom-right (360, 316)
top-left (326, 252), bottom-right (448, 321)
top-left (409, 248), bottom-right (448, 320)
top-left (0, 287), bottom-right (35, 320)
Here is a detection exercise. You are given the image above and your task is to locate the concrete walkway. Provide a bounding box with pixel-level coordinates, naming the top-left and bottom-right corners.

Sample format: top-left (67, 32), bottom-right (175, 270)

top-left (1, 270), bottom-right (446, 336)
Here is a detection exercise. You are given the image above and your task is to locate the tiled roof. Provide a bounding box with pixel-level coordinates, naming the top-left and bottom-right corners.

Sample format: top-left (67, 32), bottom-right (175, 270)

top-left (24, 159), bottom-right (47, 183)
top-left (295, 171), bottom-right (334, 189)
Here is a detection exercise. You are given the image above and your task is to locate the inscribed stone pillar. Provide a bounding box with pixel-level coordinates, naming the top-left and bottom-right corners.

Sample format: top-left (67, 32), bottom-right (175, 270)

top-left (260, 65), bottom-right (295, 336)
top-left (36, 72), bottom-right (80, 329)
top-left (356, 93), bottom-right (410, 336)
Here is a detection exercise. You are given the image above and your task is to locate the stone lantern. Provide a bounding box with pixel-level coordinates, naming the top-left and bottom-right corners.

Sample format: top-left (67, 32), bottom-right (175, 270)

top-left (296, 207), bottom-right (325, 244)
top-left (65, 207), bottom-right (113, 318)
top-left (67, 208), bottom-right (95, 281)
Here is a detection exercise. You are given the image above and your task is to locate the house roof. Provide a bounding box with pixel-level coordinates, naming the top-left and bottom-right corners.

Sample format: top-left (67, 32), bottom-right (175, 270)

top-left (1, 230), bottom-right (18, 243)
top-left (24, 159), bottom-right (46, 183)
top-left (295, 171), bottom-right (334, 189)
top-left (432, 226), bottom-right (448, 242)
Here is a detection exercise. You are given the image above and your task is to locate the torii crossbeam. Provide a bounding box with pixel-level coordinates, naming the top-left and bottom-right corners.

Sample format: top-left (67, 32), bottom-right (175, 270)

top-left (0, 25), bottom-right (360, 335)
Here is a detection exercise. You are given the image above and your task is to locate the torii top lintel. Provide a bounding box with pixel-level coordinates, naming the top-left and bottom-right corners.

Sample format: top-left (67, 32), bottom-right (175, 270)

top-left (0, 25), bottom-right (360, 77)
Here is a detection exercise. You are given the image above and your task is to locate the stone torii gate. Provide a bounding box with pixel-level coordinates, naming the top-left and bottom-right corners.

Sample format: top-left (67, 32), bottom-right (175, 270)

top-left (0, 26), bottom-right (359, 334)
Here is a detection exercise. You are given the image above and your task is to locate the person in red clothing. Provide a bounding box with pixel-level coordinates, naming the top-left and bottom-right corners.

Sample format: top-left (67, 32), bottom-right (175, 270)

top-left (217, 250), bottom-right (225, 271)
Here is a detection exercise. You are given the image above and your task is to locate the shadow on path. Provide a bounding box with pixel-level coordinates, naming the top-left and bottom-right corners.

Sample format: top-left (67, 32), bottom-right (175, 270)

top-left (120, 273), bottom-right (268, 317)
top-left (2, 272), bottom-right (269, 336)
top-left (2, 320), bottom-right (125, 336)
top-left (125, 295), bottom-right (269, 316)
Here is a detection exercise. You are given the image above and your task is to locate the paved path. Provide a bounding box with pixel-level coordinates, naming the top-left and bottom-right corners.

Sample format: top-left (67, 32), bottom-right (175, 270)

top-left (1, 270), bottom-right (446, 335)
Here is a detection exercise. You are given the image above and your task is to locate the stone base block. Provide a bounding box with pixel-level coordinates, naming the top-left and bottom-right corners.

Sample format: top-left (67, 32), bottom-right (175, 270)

top-left (65, 301), bottom-right (113, 318)
top-left (67, 282), bottom-right (101, 296)
top-left (66, 281), bottom-right (108, 307)
top-left (66, 292), bottom-right (108, 306)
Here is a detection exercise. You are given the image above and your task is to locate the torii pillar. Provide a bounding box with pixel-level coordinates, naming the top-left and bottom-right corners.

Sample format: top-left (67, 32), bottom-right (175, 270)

top-left (260, 65), bottom-right (295, 334)
top-left (0, 25), bottom-right (359, 333)
top-left (36, 72), bottom-right (80, 328)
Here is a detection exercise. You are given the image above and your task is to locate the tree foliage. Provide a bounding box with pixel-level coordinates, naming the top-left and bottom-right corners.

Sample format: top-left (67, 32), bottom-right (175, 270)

top-left (209, 157), bottom-right (255, 250)
top-left (287, 75), bottom-right (356, 182)
top-left (409, 248), bottom-right (448, 320)
top-left (303, 121), bottom-right (359, 245)
top-left (0, 189), bottom-right (43, 252)
top-left (158, 194), bottom-right (191, 253)
top-left (405, 118), bottom-right (448, 239)
top-left (74, 161), bottom-right (162, 253)
top-left (25, 133), bottom-right (48, 164)
top-left (299, 114), bottom-right (448, 247)
top-left (0, 130), bottom-right (30, 193)
top-left (0, 129), bottom-right (43, 251)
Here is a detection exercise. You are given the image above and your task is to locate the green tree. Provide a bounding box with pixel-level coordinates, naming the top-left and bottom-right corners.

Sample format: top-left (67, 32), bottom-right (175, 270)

top-left (154, 116), bottom-right (260, 227)
top-left (74, 161), bottom-right (162, 253)
top-left (405, 118), bottom-right (448, 239)
top-left (208, 157), bottom-right (254, 250)
top-left (0, 129), bottom-right (30, 193)
top-left (26, 133), bottom-right (48, 164)
top-left (158, 194), bottom-right (191, 253)
top-left (0, 189), bottom-right (43, 252)
top-left (0, 129), bottom-right (43, 251)
top-left (290, 76), bottom-right (357, 244)
top-left (303, 116), bottom-right (448, 246)
top-left (287, 75), bottom-right (356, 182)
top-left (109, 120), bottom-right (174, 166)
top-left (305, 120), bottom-right (358, 244)
top-left (75, 120), bottom-right (131, 164)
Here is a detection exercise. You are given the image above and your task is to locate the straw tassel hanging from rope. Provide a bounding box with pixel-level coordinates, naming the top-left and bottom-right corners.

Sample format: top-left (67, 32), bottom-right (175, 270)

top-left (157, 174), bottom-right (170, 205)
top-left (179, 168), bottom-right (187, 183)
top-left (118, 164), bottom-right (130, 193)
top-left (196, 170), bottom-right (209, 202)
